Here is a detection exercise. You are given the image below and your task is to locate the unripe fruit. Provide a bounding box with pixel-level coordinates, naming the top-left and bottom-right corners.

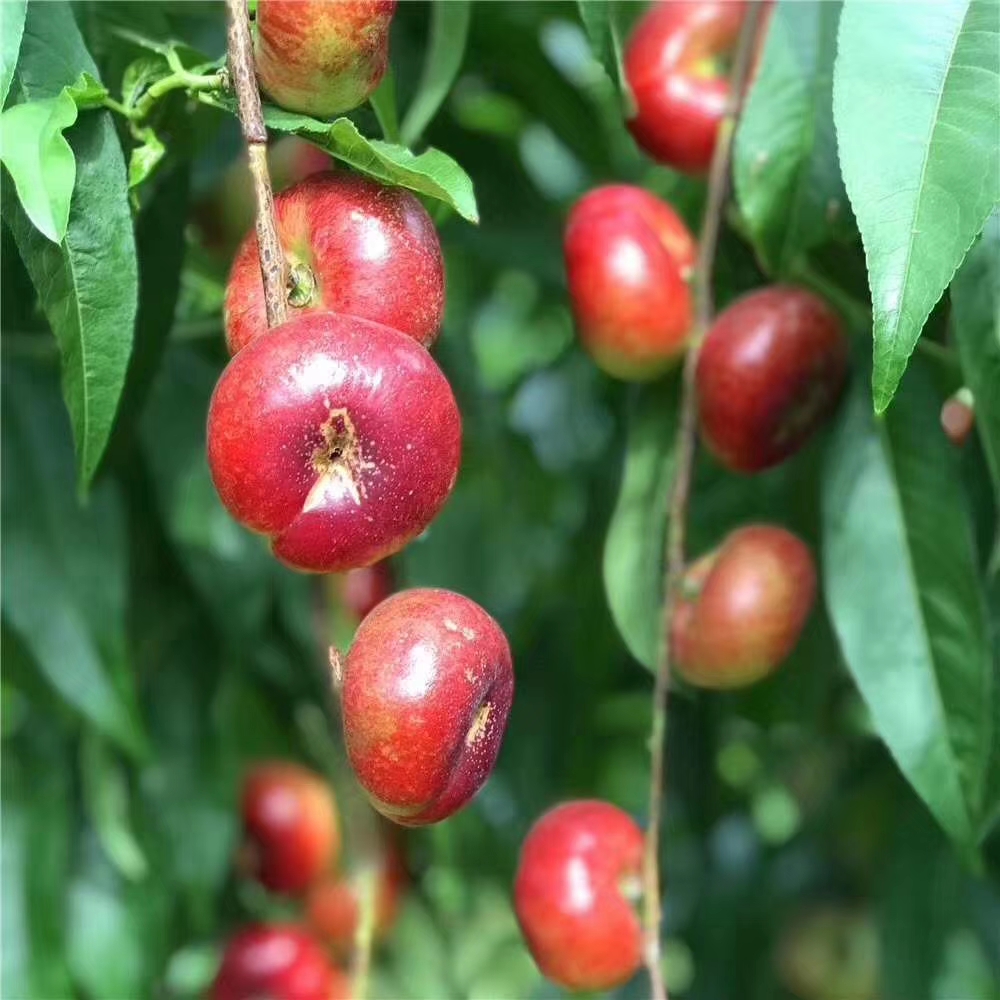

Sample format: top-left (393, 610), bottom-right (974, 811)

top-left (338, 560), bottom-right (395, 622)
top-left (564, 184), bottom-right (696, 380)
top-left (211, 925), bottom-right (349, 1000)
top-left (207, 312), bottom-right (461, 574)
top-left (671, 525), bottom-right (816, 688)
top-left (342, 589), bottom-right (514, 826)
top-left (240, 762), bottom-right (340, 895)
top-left (225, 172), bottom-right (444, 355)
top-left (941, 390), bottom-right (975, 447)
top-left (255, 0), bottom-right (396, 118)
top-left (307, 842), bottom-right (406, 954)
top-left (625, 0), bottom-right (748, 174)
top-left (514, 801), bottom-right (643, 992)
top-left (697, 286), bottom-right (848, 472)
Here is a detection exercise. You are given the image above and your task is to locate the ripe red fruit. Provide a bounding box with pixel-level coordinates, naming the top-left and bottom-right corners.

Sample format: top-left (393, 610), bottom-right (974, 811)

top-left (337, 560), bottom-right (395, 622)
top-left (625, 0), bottom-right (749, 174)
top-left (307, 842), bottom-right (406, 954)
top-left (211, 925), bottom-right (349, 1000)
top-left (514, 800), bottom-right (643, 992)
top-left (671, 525), bottom-right (816, 689)
top-left (564, 184), bottom-right (696, 380)
top-left (207, 312), bottom-right (461, 574)
top-left (225, 172), bottom-right (445, 355)
top-left (940, 391), bottom-right (975, 447)
top-left (696, 286), bottom-right (848, 472)
top-left (255, 0), bottom-right (396, 117)
top-left (240, 763), bottom-right (340, 895)
top-left (341, 589), bottom-right (514, 826)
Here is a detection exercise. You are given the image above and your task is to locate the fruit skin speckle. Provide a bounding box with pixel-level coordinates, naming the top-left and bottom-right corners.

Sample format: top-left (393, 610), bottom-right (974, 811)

top-left (342, 588), bottom-right (514, 826)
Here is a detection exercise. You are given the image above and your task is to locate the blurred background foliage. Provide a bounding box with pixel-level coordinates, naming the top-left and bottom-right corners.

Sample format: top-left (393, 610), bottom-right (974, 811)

top-left (2, 2), bottom-right (998, 999)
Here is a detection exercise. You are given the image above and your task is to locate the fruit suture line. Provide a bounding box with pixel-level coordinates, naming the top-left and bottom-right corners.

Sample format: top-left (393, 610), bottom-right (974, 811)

top-left (642, 5), bottom-right (769, 999)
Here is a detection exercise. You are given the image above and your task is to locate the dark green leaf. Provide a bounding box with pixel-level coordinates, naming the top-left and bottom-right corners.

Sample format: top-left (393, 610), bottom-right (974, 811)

top-left (833, 0), bottom-right (1000, 412)
top-left (400, 0), bottom-right (472, 147)
top-left (822, 361), bottom-right (996, 847)
top-left (81, 731), bottom-right (148, 882)
top-left (576, 0), bottom-right (628, 99)
top-left (0, 0), bottom-right (26, 108)
top-left (0, 91), bottom-right (77, 242)
top-left (204, 93), bottom-right (478, 222)
top-left (603, 378), bottom-right (680, 671)
top-left (1, 363), bottom-right (147, 757)
top-left (734, 0), bottom-right (852, 275)
top-left (952, 209), bottom-right (1000, 519)
top-left (5, 1), bottom-right (138, 492)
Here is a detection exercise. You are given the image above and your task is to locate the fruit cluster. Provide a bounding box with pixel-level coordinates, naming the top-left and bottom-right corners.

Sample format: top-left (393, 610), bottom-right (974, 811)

top-left (213, 761), bottom-right (405, 1000)
top-left (515, 1), bottom-right (850, 991)
top-left (208, 1), bottom-right (850, 994)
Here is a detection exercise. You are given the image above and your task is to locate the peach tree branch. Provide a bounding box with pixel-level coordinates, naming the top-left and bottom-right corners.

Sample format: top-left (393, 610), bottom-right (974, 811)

top-left (225, 0), bottom-right (287, 328)
top-left (641, 5), bottom-right (769, 998)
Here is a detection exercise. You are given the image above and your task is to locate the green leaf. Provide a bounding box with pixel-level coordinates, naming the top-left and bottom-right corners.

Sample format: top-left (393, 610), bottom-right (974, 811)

top-left (204, 93), bottom-right (478, 222)
top-left (1, 363), bottom-right (147, 758)
top-left (734, 0), bottom-right (853, 275)
top-left (822, 360), bottom-right (996, 848)
top-left (833, 0), bottom-right (1000, 412)
top-left (0, 91), bottom-right (77, 242)
top-left (369, 66), bottom-right (400, 143)
top-left (400, 0), bottom-right (472, 147)
top-left (576, 0), bottom-right (628, 98)
top-left (952, 209), bottom-right (1000, 514)
top-left (0, 0), bottom-right (26, 108)
top-left (81, 731), bottom-right (148, 882)
top-left (603, 378), bottom-right (680, 671)
top-left (1, 743), bottom-right (74, 1000)
top-left (127, 127), bottom-right (165, 190)
top-left (4, 1), bottom-right (138, 492)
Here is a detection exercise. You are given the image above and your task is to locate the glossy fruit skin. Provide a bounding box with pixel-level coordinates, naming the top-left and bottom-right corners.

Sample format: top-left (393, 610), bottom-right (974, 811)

top-left (225, 172), bottom-right (444, 355)
top-left (697, 286), bottom-right (848, 472)
top-left (207, 312), bottom-right (461, 574)
top-left (625, 0), bottom-right (747, 174)
top-left (241, 763), bottom-right (340, 895)
top-left (307, 841), bottom-right (406, 953)
top-left (338, 560), bottom-right (395, 622)
top-left (514, 801), bottom-right (643, 992)
top-left (564, 184), bottom-right (697, 380)
top-left (211, 924), bottom-right (349, 1000)
top-left (342, 589), bottom-right (514, 826)
top-left (671, 525), bottom-right (816, 689)
top-left (256, 0), bottom-right (396, 118)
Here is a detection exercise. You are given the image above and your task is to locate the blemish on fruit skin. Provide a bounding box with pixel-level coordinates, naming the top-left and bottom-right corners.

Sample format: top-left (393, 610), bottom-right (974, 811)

top-left (465, 703), bottom-right (492, 746)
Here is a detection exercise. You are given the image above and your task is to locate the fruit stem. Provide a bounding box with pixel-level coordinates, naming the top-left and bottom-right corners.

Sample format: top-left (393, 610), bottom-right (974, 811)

top-left (224, 0), bottom-right (288, 329)
top-left (641, 7), bottom-right (768, 1000)
top-left (351, 864), bottom-right (379, 1000)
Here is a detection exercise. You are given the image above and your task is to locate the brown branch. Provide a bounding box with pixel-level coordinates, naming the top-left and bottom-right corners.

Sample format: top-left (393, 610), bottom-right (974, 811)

top-left (225, 0), bottom-right (287, 328)
top-left (641, 5), bottom-right (768, 998)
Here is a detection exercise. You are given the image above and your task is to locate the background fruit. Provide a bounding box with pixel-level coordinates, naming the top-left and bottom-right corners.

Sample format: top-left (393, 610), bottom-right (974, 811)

top-left (225, 172), bottom-right (445, 354)
top-left (240, 762), bottom-right (340, 895)
top-left (336, 560), bottom-right (395, 623)
top-left (696, 285), bottom-right (849, 472)
top-left (671, 525), bottom-right (816, 689)
top-left (211, 925), bottom-right (349, 1000)
top-left (564, 184), bottom-right (696, 379)
top-left (207, 312), bottom-right (461, 573)
top-left (342, 589), bottom-right (514, 826)
top-left (941, 390), bottom-right (975, 447)
top-left (514, 800), bottom-right (643, 991)
top-left (625, 0), bottom-right (748, 173)
top-left (255, 0), bottom-right (396, 117)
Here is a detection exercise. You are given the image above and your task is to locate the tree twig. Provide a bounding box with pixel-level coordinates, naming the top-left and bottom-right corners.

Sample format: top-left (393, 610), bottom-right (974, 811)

top-left (224, 0), bottom-right (287, 328)
top-left (641, 6), bottom-right (768, 998)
